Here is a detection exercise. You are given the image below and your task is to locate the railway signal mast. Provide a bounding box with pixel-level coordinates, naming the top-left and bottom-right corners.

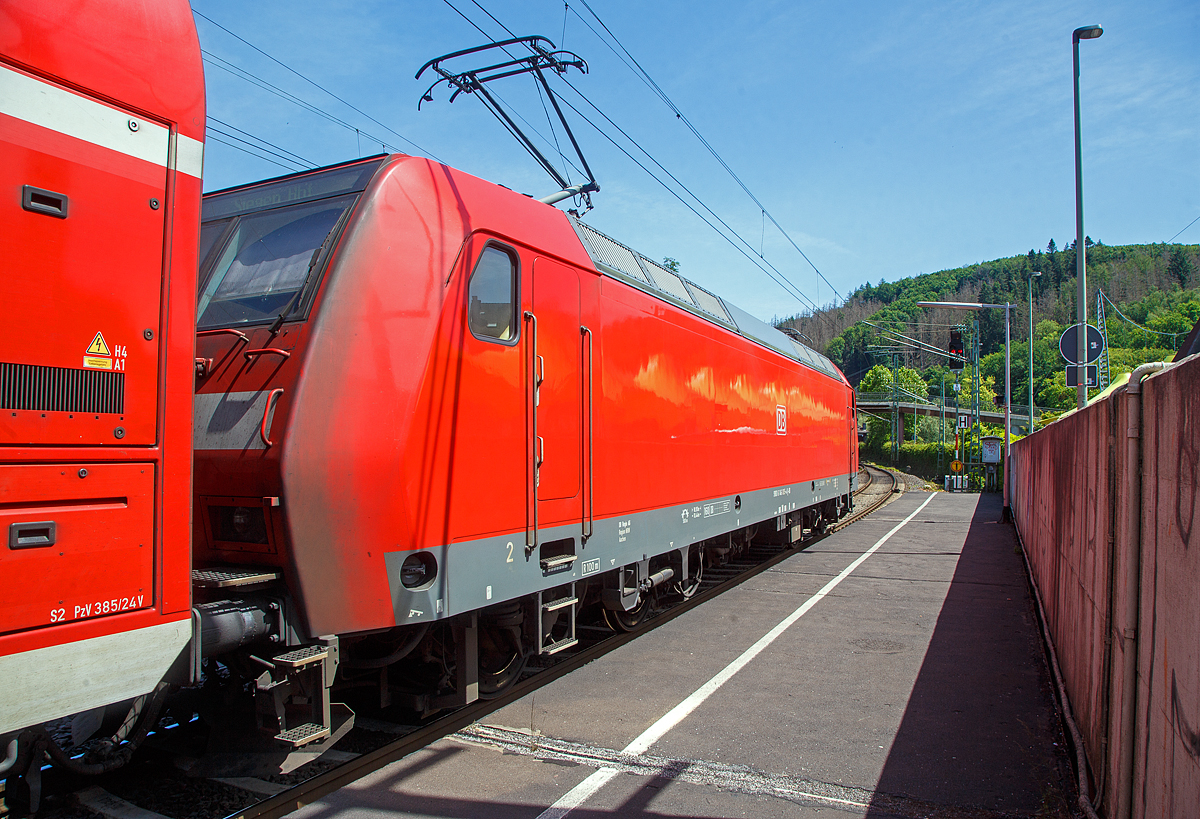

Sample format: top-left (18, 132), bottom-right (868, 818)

top-left (920, 301), bottom-right (1015, 518)
top-left (864, 322), bottom-right (967, 465)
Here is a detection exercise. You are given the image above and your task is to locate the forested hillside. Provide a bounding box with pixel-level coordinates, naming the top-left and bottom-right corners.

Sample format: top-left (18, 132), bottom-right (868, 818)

top-left (777, 241), bottom-right (1199, 410)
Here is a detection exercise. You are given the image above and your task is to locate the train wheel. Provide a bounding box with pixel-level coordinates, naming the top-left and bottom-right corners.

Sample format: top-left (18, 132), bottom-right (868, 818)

top-left (478, 608), bottom-right (527, 698)
top-left (603, 592), bottom-right (649, 632)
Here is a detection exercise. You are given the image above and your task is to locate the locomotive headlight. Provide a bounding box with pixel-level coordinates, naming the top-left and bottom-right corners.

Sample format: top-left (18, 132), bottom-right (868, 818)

top-left (400, 552), bottom-right (437, 590)
top-left (231, 507), bottom-right (253, 535)
top-left (209, 503), bottom-right (269, 545)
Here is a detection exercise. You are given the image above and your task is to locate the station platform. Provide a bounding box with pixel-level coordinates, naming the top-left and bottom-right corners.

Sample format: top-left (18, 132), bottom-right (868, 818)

top-left (295, 490), bottom-right (1073, 818)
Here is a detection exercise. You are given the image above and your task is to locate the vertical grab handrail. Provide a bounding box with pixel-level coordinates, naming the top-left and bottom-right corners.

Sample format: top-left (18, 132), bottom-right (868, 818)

top-left (581, 325), bottom-right (594, 541)
top-left (259, 388), bottom-right (284, 448)
top-left (524, 310), bottom-right (538, 556)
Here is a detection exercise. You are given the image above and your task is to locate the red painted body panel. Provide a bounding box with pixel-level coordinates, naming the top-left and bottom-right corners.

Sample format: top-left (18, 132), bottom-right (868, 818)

top-left (593, 276), bottom-right (849, 515)
top-left (0, 463), bottom-right (154, 634)
top-left (0, 0), bottom-right (203, 718)
top-left (196, 158), bottom-right (597, 634)
top-left (0, 0), bottom-right (206, 142)
top-left (195, 156), bottom-right (856, 639)
top-left (1, 95), bottom-right (167, 446)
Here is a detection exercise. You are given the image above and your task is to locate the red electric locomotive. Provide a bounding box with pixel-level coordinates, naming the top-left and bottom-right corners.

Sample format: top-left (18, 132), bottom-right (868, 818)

top-left (0, 0), bottom-right (204, 797)
top-left (192, 154), bottom-right (858, 734)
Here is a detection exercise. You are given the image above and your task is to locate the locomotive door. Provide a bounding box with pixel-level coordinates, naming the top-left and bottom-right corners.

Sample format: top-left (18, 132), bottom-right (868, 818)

top-left (850, 393), bottom-right (858, 476)
top-left (526, 257), bottom-right (583, 547)
top-left (450, 241), bottom-right (527, 541)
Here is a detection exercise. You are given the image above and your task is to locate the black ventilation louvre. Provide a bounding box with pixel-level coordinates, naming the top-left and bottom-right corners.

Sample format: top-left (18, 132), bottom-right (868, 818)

top-left (1, 362), bottom-right (125, 414)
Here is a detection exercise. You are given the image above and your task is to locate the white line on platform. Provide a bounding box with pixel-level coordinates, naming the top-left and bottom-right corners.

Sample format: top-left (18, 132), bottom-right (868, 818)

top-left (534, 492), bottom-right (937, 819)
top-left (536, 768), bottom-right (620, 819)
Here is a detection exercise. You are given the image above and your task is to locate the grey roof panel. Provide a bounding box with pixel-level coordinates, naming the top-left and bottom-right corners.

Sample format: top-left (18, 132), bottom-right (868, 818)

top-left (567, 215), bottom-right (839, 379)
top-left (572, 220), bottom-right (652, 284)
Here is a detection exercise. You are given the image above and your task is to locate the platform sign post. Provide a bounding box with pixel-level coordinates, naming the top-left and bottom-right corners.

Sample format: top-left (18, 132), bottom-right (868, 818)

top-left (1059, 323), bottom-right (1105, 365)
top-left (981, 437), bottom-right (1002, 464)
top-left (1065, 364), bottom-right (1099, 388)
top-left (948, 459), bottom-right (964, 492)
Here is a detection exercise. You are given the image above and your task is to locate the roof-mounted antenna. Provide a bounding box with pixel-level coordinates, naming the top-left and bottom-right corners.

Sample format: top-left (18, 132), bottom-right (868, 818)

top-left (416, 36), bottom-right (600, 209)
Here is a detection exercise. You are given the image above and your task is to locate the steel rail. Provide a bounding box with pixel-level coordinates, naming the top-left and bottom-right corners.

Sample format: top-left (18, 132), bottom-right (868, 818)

top-left (830, 464), bottom-right (899, 533)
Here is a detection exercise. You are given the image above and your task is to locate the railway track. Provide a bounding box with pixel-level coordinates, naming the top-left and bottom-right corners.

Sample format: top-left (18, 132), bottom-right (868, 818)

top-left (19, 466), bottom-right (899, 819)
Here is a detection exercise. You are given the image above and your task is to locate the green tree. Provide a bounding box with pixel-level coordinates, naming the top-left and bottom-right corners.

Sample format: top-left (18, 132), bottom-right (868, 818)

top-left (1168, 247), bottom-right (1194, 288)
top-left (1038, 370), bottom-right (1075, 408)
top-left (858, 364), bottom-right (927, 398)
top-left (1036, 319), bottom-right (1064, 341)
top-left (825, 336), bottom-right (845, 366)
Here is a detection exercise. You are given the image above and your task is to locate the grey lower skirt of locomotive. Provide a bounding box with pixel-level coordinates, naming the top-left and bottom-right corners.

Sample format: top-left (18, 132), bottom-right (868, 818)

top-left (188, 496), bottom-right (848, 761)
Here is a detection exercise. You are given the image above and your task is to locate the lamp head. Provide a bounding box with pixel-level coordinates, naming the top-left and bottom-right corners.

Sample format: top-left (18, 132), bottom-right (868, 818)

top-left (1030, 270), bottom-right (1043, 278)
top-left (1074, 25), bottom-right (1103, 43)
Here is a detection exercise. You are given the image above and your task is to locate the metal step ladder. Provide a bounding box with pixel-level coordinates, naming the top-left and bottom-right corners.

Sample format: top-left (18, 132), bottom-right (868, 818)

top-left (254, 636), bottom-right (340, 748)
top-left (539, 583), bottom-right (578, 655)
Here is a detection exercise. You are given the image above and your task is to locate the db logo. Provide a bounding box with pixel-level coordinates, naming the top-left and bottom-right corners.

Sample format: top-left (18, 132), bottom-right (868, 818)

top-left (776, 405), bottom-right (787, 435)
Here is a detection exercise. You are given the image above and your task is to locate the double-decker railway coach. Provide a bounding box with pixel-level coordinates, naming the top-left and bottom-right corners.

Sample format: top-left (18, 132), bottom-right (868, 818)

top-left (192, 153), bottom-right (858, 734)
top-left (0, 0), bottom-right (205, 794)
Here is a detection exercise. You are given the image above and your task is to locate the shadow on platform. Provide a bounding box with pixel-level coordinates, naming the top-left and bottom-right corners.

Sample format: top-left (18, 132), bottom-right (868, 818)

top-left (866, 492), bottom-right (1073, 817)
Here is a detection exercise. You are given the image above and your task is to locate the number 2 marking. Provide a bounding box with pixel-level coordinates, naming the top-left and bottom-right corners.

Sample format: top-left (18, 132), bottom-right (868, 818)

top-left (506, 541), bottom-right (514, 563)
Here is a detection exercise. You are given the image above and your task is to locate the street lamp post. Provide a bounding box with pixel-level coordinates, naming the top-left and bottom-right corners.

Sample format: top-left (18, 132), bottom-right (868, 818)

top-left (1003, 304), bottom-right (1011, 507)
top-left (1027, 271), bottom-right (1042, 432)
top-left (919, 301), bottom-right (1013, 518)
top-left (1073, 24), bottom-right (1103, 409)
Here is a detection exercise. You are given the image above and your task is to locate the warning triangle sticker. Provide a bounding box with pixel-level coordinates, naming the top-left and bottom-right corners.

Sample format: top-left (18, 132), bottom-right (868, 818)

top-left (86, 332), bottom-right (111, 356)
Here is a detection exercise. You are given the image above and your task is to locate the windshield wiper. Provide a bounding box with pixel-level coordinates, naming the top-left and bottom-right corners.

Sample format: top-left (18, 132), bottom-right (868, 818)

top-left (266, 208), bottom-right (351, 336)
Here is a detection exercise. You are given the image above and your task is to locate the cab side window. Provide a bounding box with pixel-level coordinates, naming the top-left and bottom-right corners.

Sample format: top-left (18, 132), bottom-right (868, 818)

top-left (467, 246), bottom-right (518, 342)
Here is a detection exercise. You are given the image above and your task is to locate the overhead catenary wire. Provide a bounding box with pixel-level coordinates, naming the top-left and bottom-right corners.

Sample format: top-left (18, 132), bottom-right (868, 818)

top-left (202, 2), bottom-right (587, 198)
top-left (465, 0), bottom-right (519, 38)
top-left (552, 83), bottom-right (826, 318)
top-left (202, 52), bottom-right (345, 131)
top-left (442, 0), bottom-right (791, 303)
top-left (193, 9), bottom-right (440, 162)
top-left (1099, 289), bottom-right (1185, 347)
top-left (207, 115), bottom-right (318, 169)
top-left (201, 0), bottom-right (831, 321)
top-left (572, 0), bottom-right (843, 306)
top-left (553, 77), bottom-right (829, 319)
top-left (200, 52), bottom-right (407, 161)
top-left (445, 0), bottom-right (831, 320)
top-left (205, 133), bottom-right (302, 173)
top-left (1167, 214), bottom-right (1199, 243)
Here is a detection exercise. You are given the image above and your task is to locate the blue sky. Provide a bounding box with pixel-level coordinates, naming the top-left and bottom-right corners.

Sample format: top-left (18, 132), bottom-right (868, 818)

top-left (194, 0), bottom-right (1199, 322)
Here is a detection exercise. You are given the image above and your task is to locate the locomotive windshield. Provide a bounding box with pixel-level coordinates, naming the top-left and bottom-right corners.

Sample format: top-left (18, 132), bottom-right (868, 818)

top-left (196, 156), bottom-right (386, 330)
top-left (196, 195), bottom-right (354, 329)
